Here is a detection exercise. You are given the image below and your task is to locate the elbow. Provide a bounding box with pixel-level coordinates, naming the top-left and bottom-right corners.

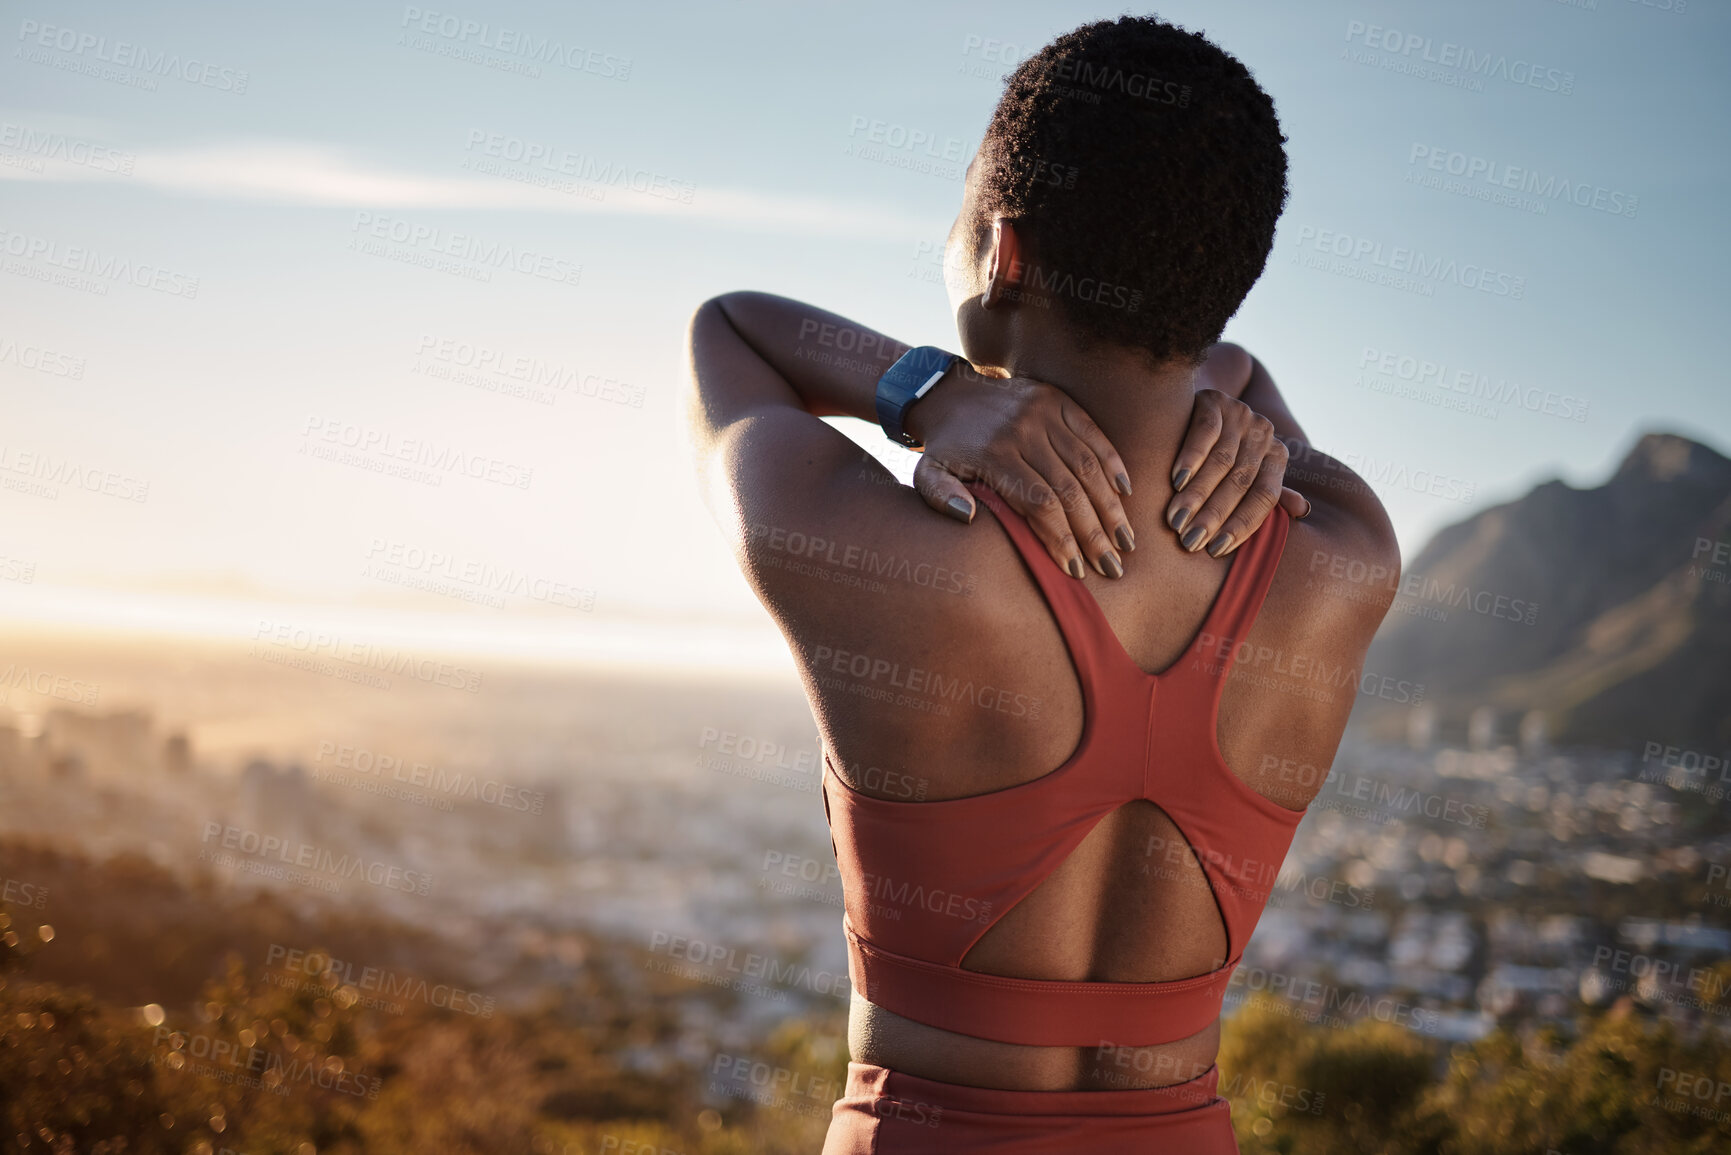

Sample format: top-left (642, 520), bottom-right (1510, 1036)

top-left (696, 290), bottom-right (761, 322)
top-left (692, 290), bottom-right (768, 349)
top-left (691, 294), bottom-right (728, 332)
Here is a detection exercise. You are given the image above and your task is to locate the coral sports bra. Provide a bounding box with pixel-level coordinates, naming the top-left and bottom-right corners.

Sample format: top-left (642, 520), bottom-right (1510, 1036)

top-left (821, 480), bottom-right (1303, 1048)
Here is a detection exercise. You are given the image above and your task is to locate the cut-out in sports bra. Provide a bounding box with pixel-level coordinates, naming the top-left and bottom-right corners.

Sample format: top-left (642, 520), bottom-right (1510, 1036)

top-left (821, 480), bottom-right (1302, 1046)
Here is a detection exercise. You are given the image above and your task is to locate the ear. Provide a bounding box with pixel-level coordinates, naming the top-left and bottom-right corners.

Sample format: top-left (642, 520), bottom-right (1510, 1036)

top-left (982, 217), bottom-right (1026, 308)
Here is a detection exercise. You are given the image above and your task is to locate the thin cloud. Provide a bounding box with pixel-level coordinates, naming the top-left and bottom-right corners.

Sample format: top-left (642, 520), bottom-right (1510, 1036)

top-left (0, 139), bottom-right (936, 239)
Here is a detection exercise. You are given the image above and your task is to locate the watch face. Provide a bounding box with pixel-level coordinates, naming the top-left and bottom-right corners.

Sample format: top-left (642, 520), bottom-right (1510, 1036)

top-left (879, 346), bottom-right (953, 449)
top-left (900, 345), bottom-right (955, 381)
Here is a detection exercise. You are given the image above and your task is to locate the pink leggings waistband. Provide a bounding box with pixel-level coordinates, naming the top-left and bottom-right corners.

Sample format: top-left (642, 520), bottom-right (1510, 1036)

top-left (822, 1062), bottom-right (1237, 1154)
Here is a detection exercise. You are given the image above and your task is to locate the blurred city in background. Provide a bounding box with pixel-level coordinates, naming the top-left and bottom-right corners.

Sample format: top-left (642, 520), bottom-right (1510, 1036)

top-left (3, 0), bottom-right (1728, 1151)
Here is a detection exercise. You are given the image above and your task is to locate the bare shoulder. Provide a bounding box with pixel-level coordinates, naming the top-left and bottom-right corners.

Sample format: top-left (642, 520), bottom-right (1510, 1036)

top-left (1215, 498), bottom-right (1402, 809)
top-left (735, 445), bottom-right (1067, 786)
top-left (729, 430), bottom-right (1014, 642)
top-left (1273, 497), bottom-right (1402, 646)
top-left (1197, 341), bottom-right (1254, 389)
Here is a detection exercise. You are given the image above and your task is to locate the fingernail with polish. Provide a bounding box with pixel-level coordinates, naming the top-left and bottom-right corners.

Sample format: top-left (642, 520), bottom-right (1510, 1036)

top-left (1169, 506), bottom-right (1190, 534)
top-left (1182, 526), bottom-right (1207, 552)
top-left (1067, 557), bottom-right (1085, 580)
top-left (1115, 525), bottom-right (1135, 552)
top-left (1100, 552), bottom-right (1123, 579)
top-left (1172, 467), bottom-right (1191, 493)
top-left (946, 496), bottom-right (974, 522)
top-left (1206, 533), bottom-right (1234, 558)
top-left (1115, 471), bottom-right (1133, 496)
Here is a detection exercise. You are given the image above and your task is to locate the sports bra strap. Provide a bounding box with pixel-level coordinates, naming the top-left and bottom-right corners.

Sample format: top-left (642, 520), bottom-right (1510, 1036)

top-left (966, 483), bottom-right (1150, 691)
top-left (967, 480), bottom-right (1292, 691)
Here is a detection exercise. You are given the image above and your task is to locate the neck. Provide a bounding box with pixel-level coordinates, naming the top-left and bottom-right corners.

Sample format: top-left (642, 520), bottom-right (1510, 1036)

top-left (981, 324), bottom-right (1201, 476)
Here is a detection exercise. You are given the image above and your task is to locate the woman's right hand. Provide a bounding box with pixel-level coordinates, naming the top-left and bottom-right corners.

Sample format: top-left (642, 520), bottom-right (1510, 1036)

top-left (1164, 388), bottom-right (1311, 559)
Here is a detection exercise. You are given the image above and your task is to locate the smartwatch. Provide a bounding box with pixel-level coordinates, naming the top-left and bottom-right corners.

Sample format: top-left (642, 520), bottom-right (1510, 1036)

top-left (874, 345), bottom-right (958, 448)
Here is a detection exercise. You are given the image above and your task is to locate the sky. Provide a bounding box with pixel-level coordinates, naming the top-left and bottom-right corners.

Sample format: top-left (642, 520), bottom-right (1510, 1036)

top-left (1, 0), bottom-right (1726, 674)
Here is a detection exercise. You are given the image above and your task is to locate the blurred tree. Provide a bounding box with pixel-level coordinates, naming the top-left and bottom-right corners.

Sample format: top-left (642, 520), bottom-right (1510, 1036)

top-left (1219, 994), bottom-right (1433, 1154)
